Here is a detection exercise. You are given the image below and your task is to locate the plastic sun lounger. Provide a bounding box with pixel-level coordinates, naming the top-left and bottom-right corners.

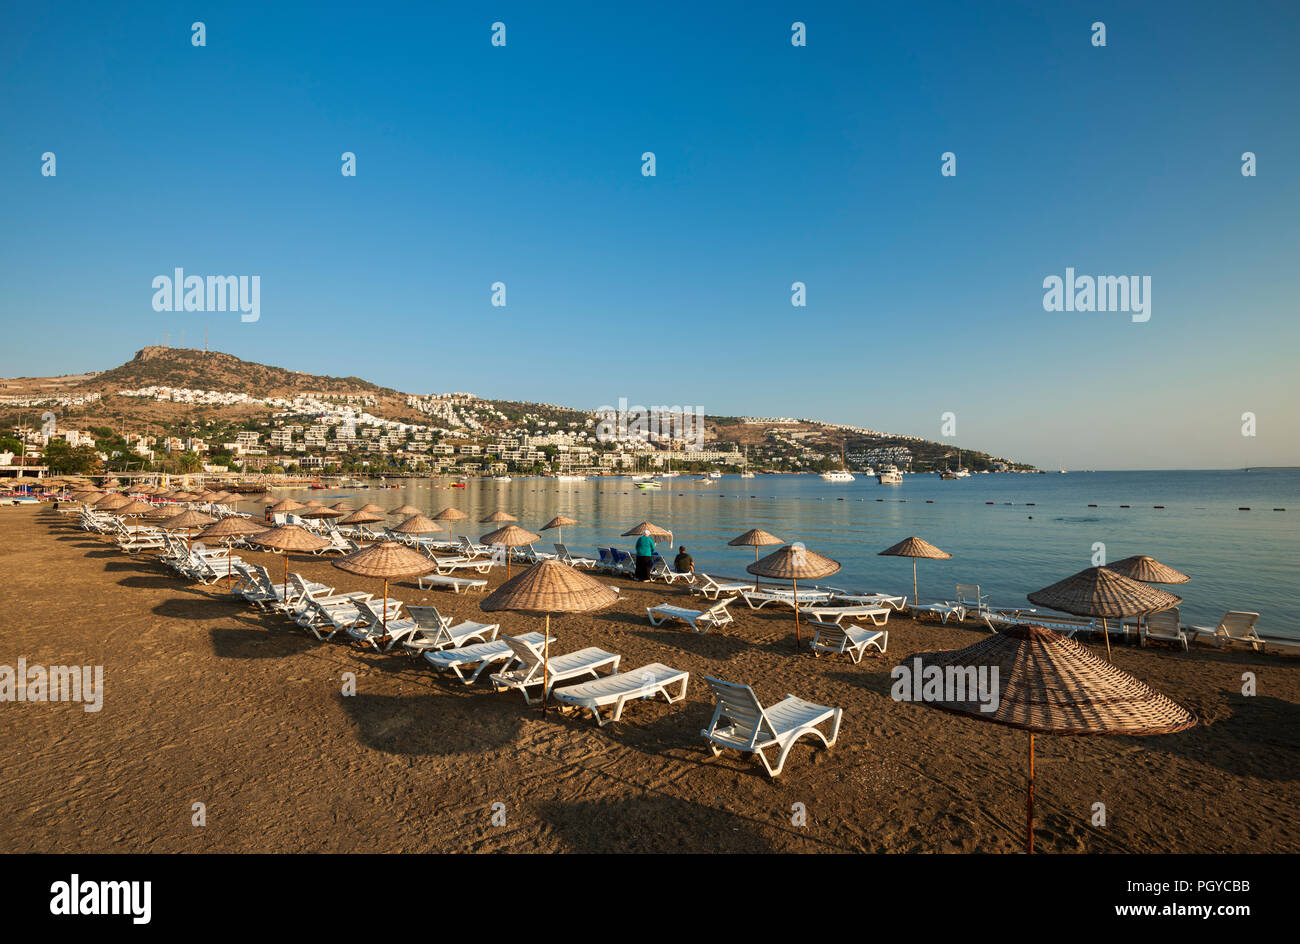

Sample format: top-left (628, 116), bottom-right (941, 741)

top-left (910, 602), bottom-right (966, 624)
top-left (691, 574), bottom-right (757, 600)
top-left (808, 621), bottom-right (889, 663)
top-left (400, 607), bottom-right (500, 654)
top-left (1139, 607), bottom-right (1188, 651)
top-left (798, 604), bottom-right (890, 626)
top-left (646, 598), bottom-right (737, 633)
top-left (423, 632), bottom-right (554, 685)
top-left (830, 592), bottom-right (908, 611)
top-left (488, 637), bottom-right (621, 705)
top-left (554, 544), bottom-right (598, 569)
top-left (417, 573), bottom-right (488, 593)
top-left (742, 588), bottom-right (834, 610)
top-left (431, 556), bottom-right (498, 575)
top-left (700, 676), bottom-right (843, 779)
top-left (550, 663), bottom-right (690, 726)
top-left (1190, 611), bottom-right (1262, 650)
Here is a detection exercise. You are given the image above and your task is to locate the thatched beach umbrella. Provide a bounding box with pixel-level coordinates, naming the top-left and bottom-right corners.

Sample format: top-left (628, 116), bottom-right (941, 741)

top-left (480, 524), bottom-right (543, 578)
top-left (329, 500), bottom-right (355, 513)
top-left (433, 507), bottom-right (468, 542)
top-left (390, 513), bottom-right (442, 535)
top-left (115, 499), bottom-right (155, 517)
top-left (540, 514), bottom-right (579, 544)
top-left (332, 541), bottom-right (435, 638)
top-left (896, 623), bottom-right (1196, 853)
top-left (1106, 556), bottom-right (1190, 585)
top-left (728, 528), bottom-right (783, 564)
top-left (1027, 567), bottom-right (1182, 659)
top-left (356, 503), bottom-right (386, 515)
top-left (268, 498), bottom-right (305, 517)
top-left (158, 508), bottom-right (217, 551)
top-left (481, 560), bottom-right (618, 716)
top-left (747, 542), bottom-right (841, 646)
top-left (339, 508), bottom-right (385, 541)
top-left (249, 524), bottom-right (330, 603)
top-left (878, 536), bottom-right (951, 604)
top-left (197, 517), bottom-right (267, 587)
top-left (481, 510), bottom-right (518, 527)
top-left (389, 504), bottom-right (422, 518)
top-left (95, 493), bottom-right (131, 510)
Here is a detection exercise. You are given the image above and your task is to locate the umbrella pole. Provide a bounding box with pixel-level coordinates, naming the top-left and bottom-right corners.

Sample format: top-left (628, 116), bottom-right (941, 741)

top-left (1027, 732), bottom-right (1035, 854)
top-left (793, 578), bottom-right (800, 648)
top-left (283, 552), bottom-right (289, 606)
top-left (382, 577), bottom-right (389, 639)
top-left (541, 614), bottom-right (551, 717)
top-left (1102, 618), bottom-right (1112, 660)
top-left (913, 559), bottom-right (918, 604)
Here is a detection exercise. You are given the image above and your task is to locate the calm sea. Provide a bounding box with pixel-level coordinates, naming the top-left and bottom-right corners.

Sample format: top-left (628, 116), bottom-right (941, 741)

top-left (276, 469), bottom-right (1300, 638)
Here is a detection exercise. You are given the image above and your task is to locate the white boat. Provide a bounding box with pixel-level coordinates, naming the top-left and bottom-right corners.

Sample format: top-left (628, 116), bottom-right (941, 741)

top-left (555, 474), bottom-right (586, 482)
top-left (954, 469), bottom-right (972, 478)
top-left (740, 471), bottom-right (755, 478)
top-left (877, 465), bottom-right (902, 485)
top-left (820, 469), bottom-right (855, 483)
top-left (707, 471), bottom-right (722, 479)
top-left (636, 481), bottom-right (662, 490)
top-left (492, 475), bottom-right (512, 482)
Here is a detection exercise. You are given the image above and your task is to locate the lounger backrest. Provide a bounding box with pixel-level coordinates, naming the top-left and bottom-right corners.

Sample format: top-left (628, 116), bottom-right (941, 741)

top-left (1145, 608), bottom-right (1180, 633)
top-left (703, 676), bottom-right (776, 747)
top-left (813, 621), bottom-right (849, 647)
top-left (1220, 611), bottom-right (1261, 639)
top-left (502, 635), bottom-right (544, 675)
top-left (707, 599), bottom-right (733, 621)
top-left (555, 543), bottom-right (570, 559)
top-left (956, 585), bottom-right (986, 609)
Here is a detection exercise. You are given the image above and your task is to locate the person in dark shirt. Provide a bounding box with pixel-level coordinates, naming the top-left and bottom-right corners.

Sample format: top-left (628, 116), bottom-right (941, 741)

top-left (674, 546), bottom-right (694, 574)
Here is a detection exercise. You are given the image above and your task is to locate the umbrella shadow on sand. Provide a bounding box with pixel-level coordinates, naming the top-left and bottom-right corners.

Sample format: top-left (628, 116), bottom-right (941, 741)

top-left (625, 627), bottom-right (753, 661)
top-left (533, 794), bottom-right (774, 853)
top-left (208, 623), bottom-right (318, 659)
top-left (337, 691), bottom-right (524, 756)
top-left (152, 596), bottom-right (233, 621)
top-left (1127, 693), bottom-right (1300, 781)
top-left (121, 575), bottom-right (204, 591)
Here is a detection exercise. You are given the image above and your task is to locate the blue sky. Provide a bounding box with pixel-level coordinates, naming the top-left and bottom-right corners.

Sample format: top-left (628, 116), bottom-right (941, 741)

top-left (2, 1), bottom-right (1297, 469)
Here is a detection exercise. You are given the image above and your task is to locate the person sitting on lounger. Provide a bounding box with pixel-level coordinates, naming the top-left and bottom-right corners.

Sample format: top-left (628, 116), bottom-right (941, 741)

top-left (634, 533), bottom-right (655, 581)
top-left (674, 546), bottom-right (694, 574)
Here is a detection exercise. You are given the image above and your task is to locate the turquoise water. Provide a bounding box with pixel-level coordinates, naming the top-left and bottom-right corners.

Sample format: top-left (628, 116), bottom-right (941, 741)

top-left (273, 469), bottom-right (1300, 637)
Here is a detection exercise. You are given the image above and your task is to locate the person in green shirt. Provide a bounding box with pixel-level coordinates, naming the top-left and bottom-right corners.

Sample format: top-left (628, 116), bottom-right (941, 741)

top-left (634, 533), bottom-right (655, 581)
top-left (673, 546), bottom-right (694, 574)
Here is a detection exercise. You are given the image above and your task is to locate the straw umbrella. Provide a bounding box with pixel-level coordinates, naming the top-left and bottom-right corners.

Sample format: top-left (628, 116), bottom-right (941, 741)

top-left (390, 513), bottom-right (443, 553)
top-left (1107, 556), bottom-right (1190, 638)
top-left (433, 507), bottom-right (468, 543)
top-left (480, 524), bottom-right (543, 578)
top-left (481, 510), bottom-right (518, 528)
top-left (878, 536), bottom-right (952, 604)
top-left (332, 541), bottom-right (436, 639)
top-left (540, 515), bottom-right (579, 545)
top-left (329, 500), bottom-right (355, 513)
top-left (248, 525), bottom-right (330, 603)
top-left (95, 493), bottom-right (131, 511)
top-left (622, 521), bottom-right (672, 542)
top-left (158, 508), bottom-right (217, 551)
top-left (339, 509), bottom-right (384, 540)
top-left (268, 498), bottom-right (305, 518)
top-left (896, 623), bottom-right (1196, 853)
top-left (480, 560), bottom-right (618, 716)
top-left (356, 503), bottom-right (386, 515)
top-left (747, 542), bottom-right (841, 646)
top-left (389, 504), bottom-right (422, 518)
top-left (728, 528), bottom-right (783, 564)
top-left (197, 517), bottom-right (267, 587)
top-left (1027, 566), bottom-right (1182, 659)
top-left (114, 499), bottom-right (155, 517)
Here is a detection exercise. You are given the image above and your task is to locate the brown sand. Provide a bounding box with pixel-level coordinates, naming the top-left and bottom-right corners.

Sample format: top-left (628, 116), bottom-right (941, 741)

top-left (2, 504), bottom-right (1297, 853)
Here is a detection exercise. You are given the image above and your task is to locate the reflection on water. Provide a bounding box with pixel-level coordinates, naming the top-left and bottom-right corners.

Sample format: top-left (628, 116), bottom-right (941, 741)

top-left (267, 469), bottom-right (1299, 636)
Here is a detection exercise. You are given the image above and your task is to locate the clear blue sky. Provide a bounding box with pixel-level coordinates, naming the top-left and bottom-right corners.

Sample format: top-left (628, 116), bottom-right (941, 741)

top-left (2, 1), bottom-right (1297, 469)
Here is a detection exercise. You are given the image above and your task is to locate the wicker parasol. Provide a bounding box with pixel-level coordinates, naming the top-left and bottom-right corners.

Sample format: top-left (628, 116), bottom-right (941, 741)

top-left (356, 503), bottom-right (386, 515)
top-left (622, 521), bottom-right (672, 541)
top-left (747, 542), bottom-right (841, 645)
top-left (115, 499), bottom-right (155, 516)
top-left (480, 524), bottom-right (543, 579)
top-left (329, 501), bottom-right (354, 512)
top-left (1028, 566), bottom-right (1182, 659)
top-left (540, 515), bottom-right (579, 544)
top-left (268, 499), bottom-right (305, 514)
top-left (433, 507), bottom-right (468, 542)
top-left (249, 525), bottom-right (331, 602)
top-left (481, 560), bottom-right (619, 715)
top-left (197, 517), bottom-right (268, 587)
top-left (481, 510), bottom-right (518, 525)
top-left (388, 504), bottom-right (422, 517)
top-left (728, 527), bottom-right (783, 564)
top-left (1106, 556), bottom-right (1190, 585)
top-left (878, 536), bottom-right (952, 604)
top-left (157, 508), bottom-right (217, 551)
top-left (333, 541), bottom-right (436, 638)
top-left (390, 513), bottom-right (442, 535)
top-left (897, 623), bottom-right (1196, 852)
top-left (95, 493), bottom-right (132, 510)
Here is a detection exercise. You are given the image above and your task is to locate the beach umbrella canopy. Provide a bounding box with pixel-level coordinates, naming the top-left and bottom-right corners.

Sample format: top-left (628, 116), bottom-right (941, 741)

top-left (329, 500), bottom-right (355, 512)
top-left (540, 515), bottom-right (579, 543)
top-left (388, 504), bottom-right (422, 517)
top-left (95, 493), bottom-right (132, 510)
top-left (878, 536), bottom-right (952, 604)
top-left (249, 525), bottom-right (332, 601)
top-left (268, 499), bottom-right (305, 514)
top-left (480, 524), bottom-right (543, 578)
top-left (333, 541), bottom-right (436, 638)
top-left (356, 503), bottom-right (386, 515)
top-left (1028, 566), bottom-right (1182, 659)
top-left (728, 527), bottom-right (783, 563)
top-left (481, 560), bottom-right (619, 715)
top-left (297, 506), bottom-right (345, 519)
top-left (390, 513), bottom-right (443, 535)
top-left (481, 510), bottom-right (518, 525)
top-left (896, 623), bottom-right (1196, 852)
top-left (434, 506), bottom-right (468, 542)
top-left (622, 521), bottom-right (672, 541)
top-left (157, 509), bottom-right (216, 530)
top-left (1106, 556), bottom-right (1191, 585)
top-left (114, 499), bottom-right (155, 516)
top-left (340, 509), bottom-right (384, 525)
top-left (748, 542), bottom-right (841, 645)
top-left (197, 517), bottom-right (269, 587)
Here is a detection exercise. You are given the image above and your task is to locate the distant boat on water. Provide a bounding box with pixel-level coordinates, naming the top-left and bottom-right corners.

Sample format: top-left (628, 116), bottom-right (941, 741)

top-left (878, 465), bottom-right (903, 485)
top-left (821, 441), bottom-right (855, 482)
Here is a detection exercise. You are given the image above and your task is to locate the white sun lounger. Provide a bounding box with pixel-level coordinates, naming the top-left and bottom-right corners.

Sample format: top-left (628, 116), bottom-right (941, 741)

top-left (799, 604), bottom-right (890, 626)
top-left (488, 637), bottom-right (620, 705)
top-left (424, 632), bottom-right (553, 684)
top-left (700, 676), bottom-right (843, 779)
top-left (808, 621), bottom-right (889, 663)
top-left (646, 598), bottom-right (736, 633)
top-left (1139, 607), bottom-right (1187, 651)
top-left (417, 573), bottom-right (488, 593)
top-left (742, 587), bottom-right (834, 610)
top-left (830, 591), bottom-right (908, 611)
top-left (691, 573), bottom-right (757, 601)
top-left (429, 555), bottom-right (498, 575)
top-left (551, 663), bottom-right (690, 726)
top-left (1190, 611), bottom-right (1262, 650)
top-left (911, 602), bottom-right (966, 624)
top-left (554, 544), bottom-right (598, 569)
top-left (400, 606), bottom-right (500, 654)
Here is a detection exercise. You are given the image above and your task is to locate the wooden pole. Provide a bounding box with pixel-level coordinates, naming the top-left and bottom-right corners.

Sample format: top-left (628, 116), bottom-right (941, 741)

top-left (1102, 617), bottom-right (1112, 659)
top-left (913, 559), bottom-right (919, 604)
top-left (540, 613), bottom-right (551, 716)
top-left (1027, 732), bottom-right (1035, 854)
top-left (793, 577), bottom-right (801, 648)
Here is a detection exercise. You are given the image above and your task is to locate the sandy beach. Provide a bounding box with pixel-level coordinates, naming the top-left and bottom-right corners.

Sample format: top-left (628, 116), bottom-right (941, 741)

top-left (2, 503), bottom-right (1297, 854)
